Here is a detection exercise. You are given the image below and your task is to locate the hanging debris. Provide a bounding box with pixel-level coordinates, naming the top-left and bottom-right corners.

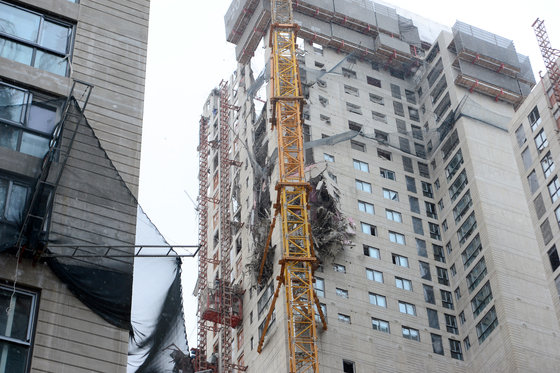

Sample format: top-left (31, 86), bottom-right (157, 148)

top-left (308, 173), bottom-right (355, 262)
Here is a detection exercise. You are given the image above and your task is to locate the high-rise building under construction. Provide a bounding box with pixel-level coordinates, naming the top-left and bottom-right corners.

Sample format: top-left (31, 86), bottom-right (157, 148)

top-left (196, 1), bottom-right (560, 372)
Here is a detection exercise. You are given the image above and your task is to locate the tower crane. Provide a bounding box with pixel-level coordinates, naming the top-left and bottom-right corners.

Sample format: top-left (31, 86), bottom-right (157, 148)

top-left (256, 1), bottom-right (325, 372)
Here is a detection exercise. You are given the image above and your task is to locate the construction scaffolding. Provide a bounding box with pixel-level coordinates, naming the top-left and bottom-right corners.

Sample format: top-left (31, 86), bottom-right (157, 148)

top-left (450, 21), bottom-right (535, 106)
top-left (532, 18), bottom-right (560, 128)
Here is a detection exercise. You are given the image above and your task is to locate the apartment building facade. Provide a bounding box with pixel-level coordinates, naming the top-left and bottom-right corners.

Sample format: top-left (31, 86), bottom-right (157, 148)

top-left (0, 0), bottom-right (148, 372)
top-left (198, 1), bottom-right (560, 372)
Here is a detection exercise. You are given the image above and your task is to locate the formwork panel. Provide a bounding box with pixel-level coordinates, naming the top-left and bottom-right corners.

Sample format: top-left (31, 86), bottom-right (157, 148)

top-left (331, 23), bottom-right (374, 50)
top-left (333, 0), bottom-right (375, 26)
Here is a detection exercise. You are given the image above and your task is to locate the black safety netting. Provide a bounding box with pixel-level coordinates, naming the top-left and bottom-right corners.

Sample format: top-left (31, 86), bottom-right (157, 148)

top-left (1, 96), bottom-right (192, 372)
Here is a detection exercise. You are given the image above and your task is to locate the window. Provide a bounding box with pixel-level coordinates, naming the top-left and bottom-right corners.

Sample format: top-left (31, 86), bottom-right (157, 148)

top-left (418, 162), bottom-right (430, 178)
top-left (528, 170), bottom-right (539, 194)
top-left (419, 261), bottom-right (431, 280)
top-left (361, 222), bottom-right (377, 236)
top-left (0, 177), bottom-right (30, 230)
top-left (367, 76), bottom-right (381, 87)
top-left (333, 263), bottom-right (346, 273)
top-left (429, 223), bottom-right (441, 240)
top-left (377, 149), bottom-right (392, 161)
top-left (466, 258), bottom-right (487, 293)
top-left (336, 288), bottom-right (349, 298)
top-left (0, 3), bottom-right (73, 76)
top-left (412, 217), bottom-right (423, 235)
top-left (423, 284), bottom-right (435, 304)
top-left (342, 67), bottom-right (356, 79)
top-left (449, 170), bottom-right (468, 201)
top-left (405, 89), bottom-right (416, 104)
top-left (369, 293), bottom-right (387, 307)
top-left (476, 307), bottom-right (498, 344)
top-left (257, 282), bottom-right (274, 316)
top-left (398, 301), bottom-right (416, 316)
top-left (351, 140), bottom-right (366, 152)
top-left (528, 106), bottom-right (541, 131)
top-left (515, 124), bottom-right (527, 146)
top-left (392, 253), bottom-right (408, 267)
top-left (402, 156), bottom-right (413, 173)
top-left (445, 314), bottom-right (458, 334)
top-left (433, 244), bottom-right (445, 263)
top-left (314, 277), bottom-right (325, 297)
top-left (441, 290), bottom-right (454, 309)
top-left (319, 95), bottom-right (328, 106)
top-left (426, 202), bottom-right (438, 219)
top-left (369, 93), bottom-right (384, 105)
top-left (386, 209), bottom-right (402, 223)
top-left (383, 188), bottom-right (399, 201)
top-left (463, 336), bottom-right (471, 351)
top-left (422, 182), bottom-right (433, 198)
top-left (521, 147), bottom-right (532, 170)
top-left (338, 313), bottom-right (351, 323)
top-left (343, 360), bottom-right (355, 373)
top-left (446, 150), bottom-right (464, 181)
top-left (409, 196), bottom-right (420, 213)
top-left (358, 200), bottom-right (374, 214)
top-left (393, 101), bottom-right (405, 117)
top-left (549, 176), bottom-right (560, 202)
top-left (406, 176), bottom-right (416, 193)
top-left (457, 213), bottom-right (477, 245)
top-left (427, 59), bottom-right (443, 87)
top-left (437, 267), bottom-right (449, 285)
top-left (409, 107), bottom-right (420, 122)
top-left (389, 232), bottom-right (405, 245)
top-left (372, 110), bottom-right (387, 123)
top-left (0, 83), bottom-right (60, 158)
top-left (454, 287), bottom-right (461, 302)
top-left (372, 317), bottom-right (390, 333)
top-left (346, 102), bottom-right (362, 115)
top-left (451, 264), bottom-right (457, 277)
top-left (416, 239), bottom-right (427, 257)
top-left (431, 334), bottom-right (444, 355)
top-left (396, 119), bottom-right (407, 134)
top-left (348, 121), bottom-right (361, 131)
top-left (453, 191), bottom-right (473, 223)
top-left (353, 159), bottom-right (369, 172)
top-left (396, 277), bottom-right (412, 291)
top-left (556, 207), bottom-right (560, 227)
top-left (355, 180), bottom-right (372, 193)
top-left (323, 153), bottom-right (335, 162)
top-left (363, 245), bottom-right (380, 259)
top-left (312, 42), bottom-right (323, 54)
top-left (438, 199), bottom-right (444, 211)
top-left (548, 245), bottom-right (560, 272)
top-left (390, 83), bottom-right (402, 99)
top-left (461, 234), bottom-right (482, 269)
top-left (471, 281), bottom-right (493, 318)
top-left (0, 285), bottom-right (38, 373)
top-left (427, 308), bottom-right (440, 329)
top-left (344, 85), bottom-right (359, 96)
top-left (366, 268), bottom-right (384, 283)
top-left (374, 130), bottom-right (389, 142)
top-left (459, 311), bottom-right (466, 325)
top-left (380, 168), bottom-right (395, 180)
top-left (402, 326), bottom-right (420, 341)
top-left (541, 152), bottom-right (555, 178)
top-left (534, 129), bottom-right (548, 153)
top-left (449, 339), bottom-right (463, 360)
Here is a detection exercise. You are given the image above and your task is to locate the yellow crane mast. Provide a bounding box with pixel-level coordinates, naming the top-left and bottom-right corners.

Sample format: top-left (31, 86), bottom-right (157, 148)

top-left (257, 1), bottom-right (322, 372)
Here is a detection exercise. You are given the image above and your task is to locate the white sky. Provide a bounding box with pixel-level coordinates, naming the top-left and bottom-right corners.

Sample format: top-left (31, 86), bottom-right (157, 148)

top-left (138, 0), bottom-right (560, 349)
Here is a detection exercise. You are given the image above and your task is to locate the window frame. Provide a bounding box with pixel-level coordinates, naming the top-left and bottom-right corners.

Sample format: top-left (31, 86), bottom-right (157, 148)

top-left (0, 1), bottom-right (74, 76)
top-left (0, 284), bottom-right (39, 373)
